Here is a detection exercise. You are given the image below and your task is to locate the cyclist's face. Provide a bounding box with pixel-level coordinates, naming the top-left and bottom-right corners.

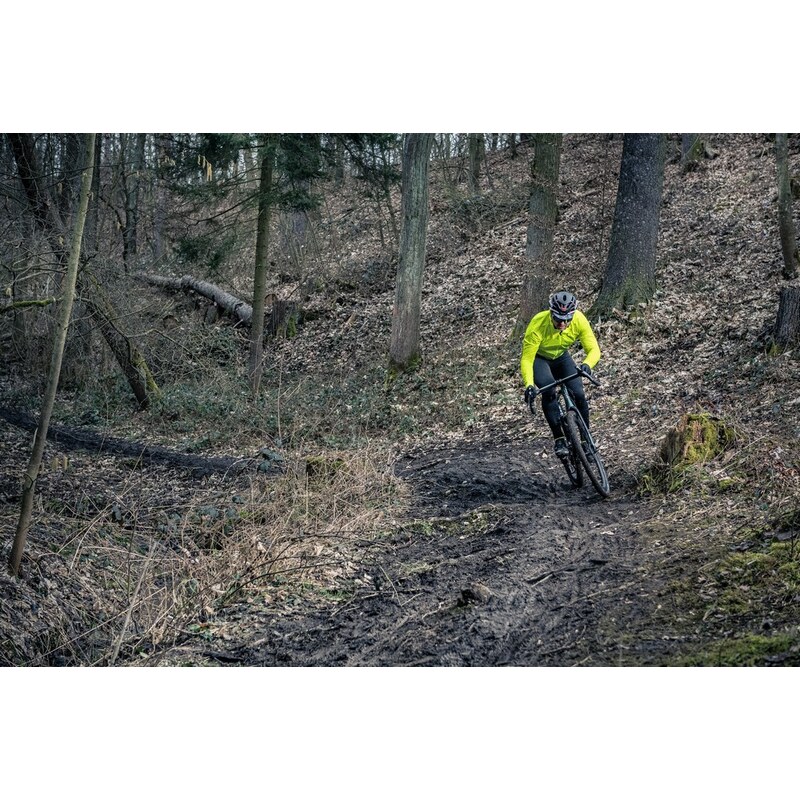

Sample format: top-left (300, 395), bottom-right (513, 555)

top-left (551, 312), bottom-right (572, 330)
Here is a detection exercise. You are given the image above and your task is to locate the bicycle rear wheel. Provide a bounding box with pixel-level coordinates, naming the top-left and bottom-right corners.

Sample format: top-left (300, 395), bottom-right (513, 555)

top-left (565, 410), bottom-right (610, 497)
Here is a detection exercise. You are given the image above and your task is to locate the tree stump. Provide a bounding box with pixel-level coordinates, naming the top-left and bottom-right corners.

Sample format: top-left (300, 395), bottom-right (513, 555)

top-left (267, 298), bottom-right (299, 339)
top-left (773, 284), bottom-right (800, 348)
top-left (659, 413), bottom-right (735, 467)
top-left (640, 412), bottom-right (736, 493)
top-left (680, 134), bottom-right (704, 171)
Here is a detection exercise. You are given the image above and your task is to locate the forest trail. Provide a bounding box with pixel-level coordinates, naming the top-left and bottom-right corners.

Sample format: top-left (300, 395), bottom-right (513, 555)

top-left (157, 436), bottom-right (657, 667)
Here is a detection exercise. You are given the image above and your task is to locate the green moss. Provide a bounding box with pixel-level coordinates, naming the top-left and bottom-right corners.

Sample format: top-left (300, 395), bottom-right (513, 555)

top-left (661, 413), bottom-right (736, 466)
top-left (639, 412), bottom-right (736, 494)
top-left (676, 633), bottom-right (798, 666)
top-left (304, 454), bottom-right (346, 480)
top-left (386, 353), bottom-right (422, 385)
top-left (667, 541), bottom-right (800, 630)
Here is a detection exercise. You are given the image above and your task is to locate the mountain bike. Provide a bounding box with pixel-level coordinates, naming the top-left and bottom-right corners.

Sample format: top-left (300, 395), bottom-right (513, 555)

top-left (528, 371), bottom-right (611, 498)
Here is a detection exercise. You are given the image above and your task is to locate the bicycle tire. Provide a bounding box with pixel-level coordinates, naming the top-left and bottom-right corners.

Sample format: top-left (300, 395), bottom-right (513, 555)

top-left (560, 409), bottom-right (583, 488)
top-left (561, 436), bottom-right (584, 487)
top-left (565, 410), bottom-right (611, 497)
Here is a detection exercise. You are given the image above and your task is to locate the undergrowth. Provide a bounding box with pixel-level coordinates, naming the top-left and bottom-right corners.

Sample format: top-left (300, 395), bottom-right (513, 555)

top-left (0, 442), bottom-right (407, 665)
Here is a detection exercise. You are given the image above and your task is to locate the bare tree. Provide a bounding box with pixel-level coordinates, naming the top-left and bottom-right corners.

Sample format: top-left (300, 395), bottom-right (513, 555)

top-left (249, 135), bottom-right (277, 395)
top-left (772, 283), bottom-right (800, 349)
top-left (388, 133), bottom-right (435, 377)
top-left (7, 133), bottom-right (160, 408)
top-left (776, 133), bottom-right (799, 280)
top-left (9, 134), bottom-right (95, 577)
top-left (514, 133), bottom-right (563, 337)
top-left (467, 133), bottom-right (484, 194)
top-left (590, 133), bottom-right (667, 318)
top-left (120, 132), bottom-right (147, 270)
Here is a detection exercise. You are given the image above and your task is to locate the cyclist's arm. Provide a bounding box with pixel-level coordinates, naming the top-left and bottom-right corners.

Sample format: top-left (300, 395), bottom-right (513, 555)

top-left (575, 312), bottom-right (601, 369)
top-left (520, 318), bottom-right (542, 386)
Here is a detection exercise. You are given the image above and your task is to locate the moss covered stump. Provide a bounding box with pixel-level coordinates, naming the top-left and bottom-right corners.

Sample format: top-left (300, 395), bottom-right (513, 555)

top-left (659, 413), bottom-right (736, 467)
top-left (640, 412), bottom-right (736, 493)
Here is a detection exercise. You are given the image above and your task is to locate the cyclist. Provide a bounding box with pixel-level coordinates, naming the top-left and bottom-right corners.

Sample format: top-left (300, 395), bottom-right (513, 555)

top-left (520, 291), bottom-right (601, 459)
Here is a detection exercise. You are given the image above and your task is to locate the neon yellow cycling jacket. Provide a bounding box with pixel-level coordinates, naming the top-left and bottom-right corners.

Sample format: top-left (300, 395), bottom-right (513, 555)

top-left (520, 309), bottom-right (601, 387)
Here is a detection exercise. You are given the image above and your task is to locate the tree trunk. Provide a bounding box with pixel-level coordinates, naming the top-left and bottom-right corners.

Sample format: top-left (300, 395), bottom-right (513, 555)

top-left (680, 134), bottom-right (704, 172)
top-left (9, 134), bottom-right (95, 577)
top-left (81, 274), bottom-right (160, 407)
top-left (590, 133), bottom-right (667, 319)
top-left (773, 284), bottom-right (800, 349)
top-left (85, 133), bottom-right (103, 255)
top-left (142, 273), bottom-right (254, 324)
top-left (122, 132), bottom-right (147, 269)
top-left (776, 133), bottom-right (799, 280)
top-left (514, 133), bottom-right (563, 337)
top-left (142, 272), bottom-right (299, 341)
top-left (467, 133), bottom-right (484, 195)
top-left (333, 136), bottom-right (345, 185)
top-left (388, 133), bottom-right (434, 377)
top-left (58, 133), bottom-right (96, 388)
top-left (153, 133), bottom-right (171, 263)
top-left (7, 133), bottom-right (66, 236)
top-left (434, 135), bottom-right (456, 198)
top-left (59, 134), bottom-right (84, 219)
top-left (249, 135), bottom-right (276, 395)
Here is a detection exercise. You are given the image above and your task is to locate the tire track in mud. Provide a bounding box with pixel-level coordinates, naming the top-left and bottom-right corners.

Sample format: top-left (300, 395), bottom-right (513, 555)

top-left (220, 439), bottom-right (653, 667)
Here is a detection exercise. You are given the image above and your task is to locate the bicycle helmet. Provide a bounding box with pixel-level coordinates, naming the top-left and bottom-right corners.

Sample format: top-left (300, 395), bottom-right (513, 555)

top-left (549, 291), bottom-right (578, 321)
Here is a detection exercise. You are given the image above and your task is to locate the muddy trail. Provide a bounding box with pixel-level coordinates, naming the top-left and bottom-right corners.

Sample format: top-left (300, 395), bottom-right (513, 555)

top-left (166, 437), bottom-right (661, 667)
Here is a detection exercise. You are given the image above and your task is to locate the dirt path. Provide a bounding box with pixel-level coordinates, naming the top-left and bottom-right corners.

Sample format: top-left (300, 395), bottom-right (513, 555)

top-left (166, 437), bottom-right (664, 667)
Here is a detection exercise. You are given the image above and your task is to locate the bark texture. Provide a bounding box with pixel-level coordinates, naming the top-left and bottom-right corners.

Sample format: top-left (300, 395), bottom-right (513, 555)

top-left (773, 284), bottom-right (800, 348)
top-left (467, 133), bottom-right (484, 194)
top-left (776, 134), bottom-right (799, 280)
top-left (141, 273), bottom-right (254, 324)
top-left (249, 135), bottom-right (276, 394)
top-left (515, 133), bottom-right (563, 337)
top-left (590, 133), bottom-right (667, 319)
top-left (388, 134), bottom-right (435, 376)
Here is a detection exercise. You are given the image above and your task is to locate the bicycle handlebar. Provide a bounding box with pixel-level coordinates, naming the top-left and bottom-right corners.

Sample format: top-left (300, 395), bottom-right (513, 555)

top-left (528, 370), bottom-right (601, 400)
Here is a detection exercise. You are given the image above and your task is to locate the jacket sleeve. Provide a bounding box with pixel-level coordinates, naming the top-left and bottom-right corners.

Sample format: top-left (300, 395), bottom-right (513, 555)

top-left (520, 318), bottom-right (541, 386)
top-left (577, 313), bottom-right (601, 369)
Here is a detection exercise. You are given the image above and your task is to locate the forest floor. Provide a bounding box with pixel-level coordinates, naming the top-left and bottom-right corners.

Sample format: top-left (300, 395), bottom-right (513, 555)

top-left (2, 133), bottom-right (800, 667)
top-left (155, 438), bottom-right (660, 667)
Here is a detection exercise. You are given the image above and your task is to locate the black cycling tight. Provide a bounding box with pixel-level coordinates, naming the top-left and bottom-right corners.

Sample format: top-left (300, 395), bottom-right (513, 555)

top-left (533, 352), bottom-right (589, 438)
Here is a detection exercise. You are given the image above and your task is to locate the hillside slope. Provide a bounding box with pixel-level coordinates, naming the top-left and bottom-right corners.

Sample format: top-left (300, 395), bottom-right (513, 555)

top-left (1, 133), bottom-right (799, 666)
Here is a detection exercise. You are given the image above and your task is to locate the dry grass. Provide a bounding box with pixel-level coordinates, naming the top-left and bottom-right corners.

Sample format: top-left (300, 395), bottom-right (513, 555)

top-left (0, 439), bottom-right (408, 665)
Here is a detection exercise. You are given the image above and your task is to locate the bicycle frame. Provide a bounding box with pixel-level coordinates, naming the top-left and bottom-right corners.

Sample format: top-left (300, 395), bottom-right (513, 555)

top-left (527, 370), bottom-right (610, 497)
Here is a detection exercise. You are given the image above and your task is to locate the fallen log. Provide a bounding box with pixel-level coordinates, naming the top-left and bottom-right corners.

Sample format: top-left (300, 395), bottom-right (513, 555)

top-left (140, 273), bottom-right (253, 326)
top-left (141, 273), bottom-right (300, 337)
top-left (0, 407), bottom-right (283, 479)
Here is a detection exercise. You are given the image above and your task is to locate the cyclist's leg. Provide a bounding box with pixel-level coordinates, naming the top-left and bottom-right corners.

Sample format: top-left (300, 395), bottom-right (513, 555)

top-left (551, 353), bottom-right (590, 429)
top-left (533, 356), bottom-right (563, 439)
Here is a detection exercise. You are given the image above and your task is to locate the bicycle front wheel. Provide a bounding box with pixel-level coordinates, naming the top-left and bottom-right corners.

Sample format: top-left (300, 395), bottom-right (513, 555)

top-left (561, 437), bottom-right (584, 488)
top-left (565, 410), bottom-right (611, 497)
